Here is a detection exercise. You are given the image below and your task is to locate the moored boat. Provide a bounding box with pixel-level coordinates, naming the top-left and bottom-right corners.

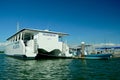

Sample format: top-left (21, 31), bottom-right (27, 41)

top-left (78, 42), bottom-right (113, 59)
top-left (5, 28), bottom-right (72, 59)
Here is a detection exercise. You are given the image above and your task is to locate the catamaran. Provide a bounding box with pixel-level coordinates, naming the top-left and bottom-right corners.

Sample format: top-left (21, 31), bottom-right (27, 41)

top-left (5, 28), bottom-right (72, 59)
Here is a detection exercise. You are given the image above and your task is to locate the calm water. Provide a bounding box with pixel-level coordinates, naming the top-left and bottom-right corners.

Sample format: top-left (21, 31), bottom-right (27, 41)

top-left (0, 54), bottom-right (120, 80)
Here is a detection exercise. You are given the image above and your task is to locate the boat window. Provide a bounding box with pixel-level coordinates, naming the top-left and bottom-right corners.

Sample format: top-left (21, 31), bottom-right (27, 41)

top-left (59, 36), bottom-right (63, 42)
top-left (15, 36), bottom-right (17, 41)
top-left (23, 33), bottom-right (34, 46)
top-left (18, 34), bottom-right (20, 40)
top-left (24, 34), bottom-right (31, 40)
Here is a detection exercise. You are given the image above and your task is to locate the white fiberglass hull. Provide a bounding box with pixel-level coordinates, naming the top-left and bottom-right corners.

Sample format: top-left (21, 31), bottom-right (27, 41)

top-left (5, 40), bottom-right (36, 59)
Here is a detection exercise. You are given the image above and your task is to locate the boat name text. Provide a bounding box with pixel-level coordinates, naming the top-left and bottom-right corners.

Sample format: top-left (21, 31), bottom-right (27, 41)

top-left (13, 42), bottom-right (20, 49)
top-left (43, 33), bottom-right (56, 37)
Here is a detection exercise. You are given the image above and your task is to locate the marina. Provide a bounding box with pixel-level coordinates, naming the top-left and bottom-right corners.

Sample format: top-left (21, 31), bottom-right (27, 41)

top-left (4, 28), bottom-right (116, 60)
top-left (0, 0), bottom-right (120, 80)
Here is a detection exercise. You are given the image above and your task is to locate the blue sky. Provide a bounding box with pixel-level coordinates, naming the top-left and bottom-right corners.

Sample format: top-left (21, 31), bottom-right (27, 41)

top-left (0, 0), bottom-right (120, 45)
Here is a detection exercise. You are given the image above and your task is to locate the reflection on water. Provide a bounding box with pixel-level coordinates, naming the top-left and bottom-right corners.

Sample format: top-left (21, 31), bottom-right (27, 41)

top-left (0, 54), bottom-right (72, 80)
top-left (0, 54), bottom-right (120, 80)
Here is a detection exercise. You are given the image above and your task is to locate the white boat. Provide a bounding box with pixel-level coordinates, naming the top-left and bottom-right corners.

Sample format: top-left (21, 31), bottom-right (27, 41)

top-left (5, 28), bottom-right (72, 59)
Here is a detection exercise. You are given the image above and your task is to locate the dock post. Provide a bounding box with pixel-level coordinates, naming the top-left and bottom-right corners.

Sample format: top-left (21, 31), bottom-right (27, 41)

top-left (81, 42), bottom-right (85, 57)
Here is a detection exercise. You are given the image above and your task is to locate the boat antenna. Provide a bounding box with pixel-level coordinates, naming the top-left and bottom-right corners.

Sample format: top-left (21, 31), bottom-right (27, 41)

top-left (17, 22), bottom-right (20, 32)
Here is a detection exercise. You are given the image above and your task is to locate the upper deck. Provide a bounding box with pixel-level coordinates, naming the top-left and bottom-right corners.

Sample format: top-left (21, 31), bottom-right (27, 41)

top-left (7, 28), bottom-right (69, 41)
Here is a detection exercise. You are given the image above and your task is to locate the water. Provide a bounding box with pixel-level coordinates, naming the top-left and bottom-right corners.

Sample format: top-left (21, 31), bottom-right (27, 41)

top-left (0, 54), bottom-right (120, 80)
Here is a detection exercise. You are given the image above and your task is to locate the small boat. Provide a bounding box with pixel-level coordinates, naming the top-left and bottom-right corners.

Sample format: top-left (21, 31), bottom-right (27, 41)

top-left (79, 42), bottom-right (113, 59)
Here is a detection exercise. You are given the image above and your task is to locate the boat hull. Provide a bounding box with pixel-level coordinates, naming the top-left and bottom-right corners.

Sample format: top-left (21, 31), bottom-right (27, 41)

top-left (35, 48), bottom-right (72, 59)
top-left (6, 54), bottom-right (35, 60)
top-left (83, 53), bottom-right (113, 59)
top-left (35, 53), bottom-right (72, 59)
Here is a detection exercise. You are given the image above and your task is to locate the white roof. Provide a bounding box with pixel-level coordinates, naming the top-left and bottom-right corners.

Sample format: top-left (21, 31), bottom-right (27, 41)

top-left (7, 28), bottom-right (69, 40)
